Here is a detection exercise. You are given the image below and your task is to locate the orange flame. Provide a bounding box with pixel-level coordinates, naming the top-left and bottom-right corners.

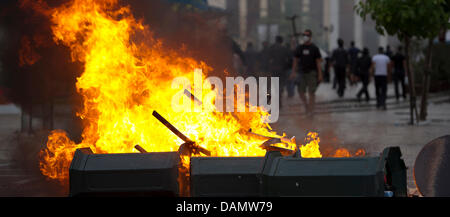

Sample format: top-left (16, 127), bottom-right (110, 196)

top-left (333, 148), bottom-right (366, 158)
top-left (300, 132), bottom-right (322, 158)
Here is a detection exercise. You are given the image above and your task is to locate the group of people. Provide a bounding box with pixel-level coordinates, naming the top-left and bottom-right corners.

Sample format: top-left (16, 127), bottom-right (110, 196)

top-left (237, 29), bottom-right (408, 116)
top-left (330, 39), bottom-right (408, 110)
top-left (239, 29), bottom-right (323, 116)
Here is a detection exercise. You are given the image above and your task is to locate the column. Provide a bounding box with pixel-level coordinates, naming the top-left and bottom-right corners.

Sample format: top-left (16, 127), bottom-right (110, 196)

top-left (260, 0), bottom-right (268, 18)
top-left (302, 0), bottom-right (311, 28)
top-left (323, 0), bottom-right (330, 50)
top-left (329, 0), bottom-right (340, 51)
top-left (239, 0), bottom-right (248, 47)
top-left (354, 0), bottom-right (363, 48)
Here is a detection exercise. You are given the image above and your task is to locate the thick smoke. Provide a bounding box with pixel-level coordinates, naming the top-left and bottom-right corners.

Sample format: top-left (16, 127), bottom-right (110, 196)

top-left (125, 0), bottom-right (237, 77)
top-left (1, 0), bottom-right (236, 105)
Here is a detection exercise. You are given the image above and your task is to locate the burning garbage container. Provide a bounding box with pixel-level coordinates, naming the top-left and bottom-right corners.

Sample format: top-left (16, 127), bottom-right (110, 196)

top-left (68, 110), bottom-right (407, 197)
top-left (69, 146), bottom-right (407, 197)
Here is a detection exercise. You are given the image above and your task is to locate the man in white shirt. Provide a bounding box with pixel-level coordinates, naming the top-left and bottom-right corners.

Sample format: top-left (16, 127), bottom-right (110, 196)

top-left (371, 47), bottom-right (392, 110)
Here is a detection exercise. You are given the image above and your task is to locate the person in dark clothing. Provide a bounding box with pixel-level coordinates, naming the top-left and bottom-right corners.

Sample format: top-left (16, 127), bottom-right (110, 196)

top-left (331, 38), bottom-right (349, 98)
top-left (385, 45), bottom-right (393, 59)
top-left (291, 29), bottom-right (323, 115)
top-left (356, 48), bottom-right (372, 102)
top-left (285, 39), bottom-right (297, 98)
top-left (348, 41), bottom-right (360, 85)
top-left (391, 46), bottom-right (407, 101)
top-left (269, 36), bottom-right (291, 108)
top-left (259, 41), bottom-right (271, 77)
top-left (231, 40), bottom-right (246, 65)
top-left (244, 42), bottom-right (259, 78)
top-left (324, 56), bottom-right (331, 83)
top-left (231, 40), bottom-right (246, 76)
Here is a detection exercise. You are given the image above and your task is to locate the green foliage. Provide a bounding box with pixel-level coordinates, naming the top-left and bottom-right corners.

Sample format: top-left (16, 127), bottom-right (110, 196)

top-left (355, 0), bottom-right (450, 39)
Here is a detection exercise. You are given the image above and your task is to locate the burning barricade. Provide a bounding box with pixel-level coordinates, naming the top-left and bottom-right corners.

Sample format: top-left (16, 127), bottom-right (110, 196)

top-left (69, 109), bottom-right (407, 197)
top-left (23, 0), bottom-right (408, 197)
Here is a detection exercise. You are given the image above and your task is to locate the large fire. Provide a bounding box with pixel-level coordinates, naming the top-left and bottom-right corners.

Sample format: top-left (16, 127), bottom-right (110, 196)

top-left (33, 0), bottom-right (362, 183)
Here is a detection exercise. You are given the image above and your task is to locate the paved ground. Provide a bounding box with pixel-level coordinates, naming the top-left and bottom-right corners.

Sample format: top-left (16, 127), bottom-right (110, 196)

top-left (0, 105), bottom-right (70, 196)
top-left (0, 81), bottom-right (449, 196)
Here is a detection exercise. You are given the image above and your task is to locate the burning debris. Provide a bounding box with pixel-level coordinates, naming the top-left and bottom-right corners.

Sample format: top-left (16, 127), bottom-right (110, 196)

top-left (67, 108), bottom-right (405, 197)
top-left (152, 110), bottom-right (211, 158)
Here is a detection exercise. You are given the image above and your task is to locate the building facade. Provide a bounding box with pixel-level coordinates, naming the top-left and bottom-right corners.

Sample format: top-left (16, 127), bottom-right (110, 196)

top-left (208, 0), bottom-right (401, 54)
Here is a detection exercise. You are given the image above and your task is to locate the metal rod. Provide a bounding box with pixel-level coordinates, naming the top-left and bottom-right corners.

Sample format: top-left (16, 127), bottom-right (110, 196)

top-left (152, 110), bottom-right (211, 156)
top-left (184, 89), bottom-right (202, 105)
top-left (135, 145), bottom-right (148, 153)
top-left (152, 111), bottom-right (192, 143)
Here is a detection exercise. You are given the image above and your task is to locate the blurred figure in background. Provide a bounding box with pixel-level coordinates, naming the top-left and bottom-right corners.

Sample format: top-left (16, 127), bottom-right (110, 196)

top-left (385, 45), bottom-right (393, 59)
top-left (269, 36), bottom-right (291, 108)
top-left (391, 46), bottom-right (407, 101)
top-left (291, 29), bottom-right (323, 116)
top-left (331, 38), bottom-right (349, 98)
top-left (285, 36), bottom-right (298, 99)
top-left (356, 48), bottom-right (372, 102)
top-left (323, 56), bottom-right (331, 83)
top-left (244, 42), bottom-right (259, 78)
top-left (348, 41), bottom-right (361, 85)
top-left (371, 47), bottom-right (392, 110)
top-left (231, 40), bottom-right (246, 76)
top-left (259, 41), bottom-right (271, 77)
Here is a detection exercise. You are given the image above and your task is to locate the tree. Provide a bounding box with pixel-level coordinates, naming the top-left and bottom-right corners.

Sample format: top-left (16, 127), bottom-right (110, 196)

top-left (356, 0), bottom-right (450, 124)
top-left (419, 0), bottom-right (450, 121)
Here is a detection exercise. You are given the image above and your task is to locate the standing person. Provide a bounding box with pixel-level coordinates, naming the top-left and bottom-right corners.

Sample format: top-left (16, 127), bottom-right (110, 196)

top-left (291, 29), bottom-right (323, 116)
top-left (371, 47), bottom-right (392, 110)
top-left (323, 56), bottom-right (331, 83)
top-left (331, 38), bottom-right (349, 98)
top-left (231, 40), bottom-right (246, 76)
top-left (391, 46), bottom-right (408, 101)
top-left (356, 48), bottom-right (372, 102)
top-left (286, 37), bottom-right (298, 98)
top-left (269, 36), bottom-right (291, 108)
top-left (385, 45), bottom-right (393, 59)
top-left (244, 42), bottom-right (259, 78)
top-left (348, 41), bottom-right (361, 85)
top-left (259, 41), bottom-right (271, 77)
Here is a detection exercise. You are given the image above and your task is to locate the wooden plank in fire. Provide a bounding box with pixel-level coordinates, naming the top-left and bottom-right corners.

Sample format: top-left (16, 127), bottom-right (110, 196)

top-left (152, 110), bottom-right (211, 156)
top-left (184, 89), bottom-right (203, 106)
top-left (135, 145), bottom-right (148, 153)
